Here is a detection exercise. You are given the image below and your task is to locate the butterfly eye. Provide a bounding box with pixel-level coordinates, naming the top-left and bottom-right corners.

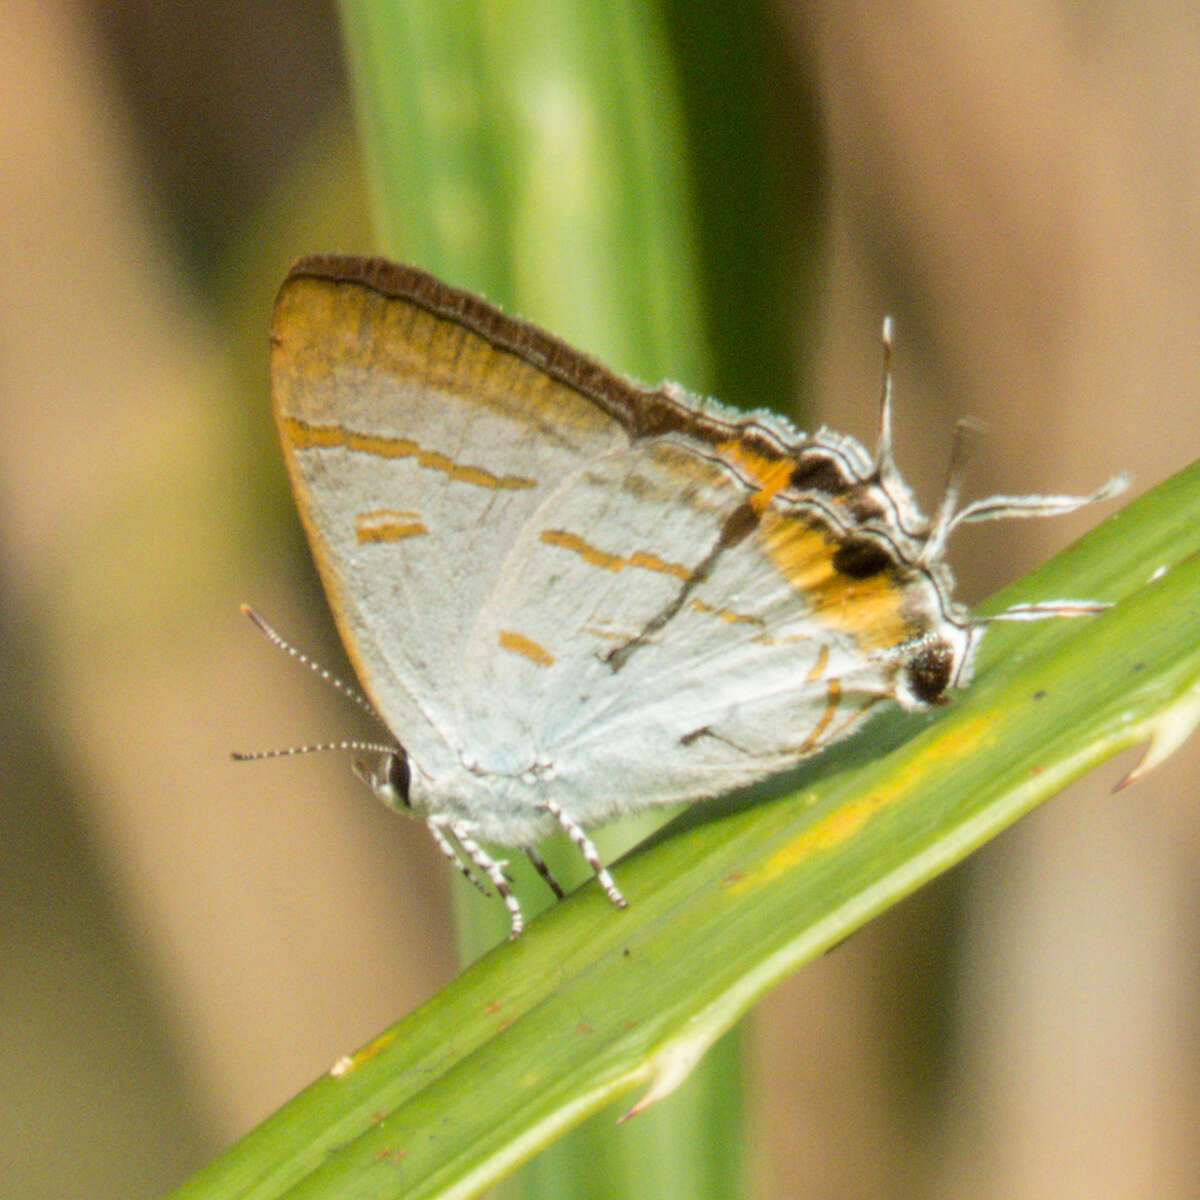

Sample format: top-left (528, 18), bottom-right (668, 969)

top-left (352, 749), bottom-right (412, 810)
top-left (384, 751), bottom-right (413, 807)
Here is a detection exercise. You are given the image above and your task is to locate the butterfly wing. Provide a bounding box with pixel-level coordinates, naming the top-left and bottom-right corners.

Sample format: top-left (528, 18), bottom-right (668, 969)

top-left (273, 258), bottom-right (953, 818)
top-left (457, 421), bottom-right (943, 819)
top-left (271, 258), bottom-right (633, 767)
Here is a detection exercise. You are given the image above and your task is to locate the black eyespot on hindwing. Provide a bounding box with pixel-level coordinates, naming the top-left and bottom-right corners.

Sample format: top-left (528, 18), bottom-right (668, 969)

top-left (789, 455), bottom-right (849, 495)
top-left (832, 536), bottom-right (893, 579)
top-left (904, 640), bottom-right (955, 705)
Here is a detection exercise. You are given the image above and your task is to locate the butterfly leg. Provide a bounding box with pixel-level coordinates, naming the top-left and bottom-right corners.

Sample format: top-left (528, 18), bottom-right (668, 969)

top-left (448, 822), bottom-right (525, 938)
top-left (426, 819), bottom-right (492, 898)
top-left (524, 846), bottom-right (566, 900)
top-left (542, 798), bottom-right (628, 910)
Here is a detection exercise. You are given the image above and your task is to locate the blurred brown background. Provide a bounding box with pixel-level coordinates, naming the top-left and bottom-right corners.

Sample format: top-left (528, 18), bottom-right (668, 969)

top-left (2, 3), bottom-right (1199, 1197)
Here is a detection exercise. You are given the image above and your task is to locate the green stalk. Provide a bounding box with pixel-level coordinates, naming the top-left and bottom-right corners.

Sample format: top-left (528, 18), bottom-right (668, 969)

top-left (336, 3), bottom-right (760, 1196)
top-left (168, 455), bottom-right (1200, 1198)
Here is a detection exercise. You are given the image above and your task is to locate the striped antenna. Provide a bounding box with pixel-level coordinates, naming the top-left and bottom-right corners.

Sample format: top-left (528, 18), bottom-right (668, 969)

top-left (233, 605), bottom-right (399, 764)
top-left (239, 604), bottom-right (390, 732)
top-left (232, 739), bottom-right (398, 763)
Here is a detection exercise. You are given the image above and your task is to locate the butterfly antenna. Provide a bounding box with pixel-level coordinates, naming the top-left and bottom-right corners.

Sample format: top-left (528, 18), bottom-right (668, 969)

top-left (240, 604), bottom-right (390, 733)
top-left (875, 316), bottom-right (898, 484)
top-left (232, 738), bottom-right (398, 763)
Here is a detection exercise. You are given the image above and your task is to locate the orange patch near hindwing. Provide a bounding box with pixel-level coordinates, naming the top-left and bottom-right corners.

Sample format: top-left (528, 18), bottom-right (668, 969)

top-left (716, 438), bottom-right (794, 514)
top-left (282, 415), bottom-right (537, 490)
top-left (499, 630), bottom-right (555, 667)
top-left (758, 510), bottom-right (914, 650)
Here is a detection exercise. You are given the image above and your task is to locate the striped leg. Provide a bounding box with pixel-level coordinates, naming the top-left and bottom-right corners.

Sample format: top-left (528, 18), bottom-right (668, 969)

top-left (451, 824), bottom-right (525, 938)
top-left (543, 798), bottom-right (628, 910)
top-left (426, 820), bottom-right (491, 898)
top-left (525, 846), bottom-right (566, 900)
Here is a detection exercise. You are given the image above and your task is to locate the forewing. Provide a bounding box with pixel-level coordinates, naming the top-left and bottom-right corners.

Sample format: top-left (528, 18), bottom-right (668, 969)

top-left (271, 260), bottom-right (630, 764)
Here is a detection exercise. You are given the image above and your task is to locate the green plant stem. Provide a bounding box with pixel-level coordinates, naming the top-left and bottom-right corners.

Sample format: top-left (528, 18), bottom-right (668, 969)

top-left (169, 459), bottom-right (1200, 1199)
top-left (336, 3), bottom-right (749, 1197)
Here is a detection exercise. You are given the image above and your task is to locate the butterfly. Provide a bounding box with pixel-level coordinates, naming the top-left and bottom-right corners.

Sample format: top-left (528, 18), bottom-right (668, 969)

top-left (241, 255), bottom-right (1122, 936)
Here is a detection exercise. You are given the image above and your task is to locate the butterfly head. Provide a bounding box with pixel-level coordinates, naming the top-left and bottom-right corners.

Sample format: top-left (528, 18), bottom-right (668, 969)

top-left (353, 748), bottom-right (413, 813)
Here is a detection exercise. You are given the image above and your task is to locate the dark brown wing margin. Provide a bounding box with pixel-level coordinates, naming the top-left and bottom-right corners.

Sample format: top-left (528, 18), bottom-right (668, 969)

top-left (284, 255), bottom-right (770, 452)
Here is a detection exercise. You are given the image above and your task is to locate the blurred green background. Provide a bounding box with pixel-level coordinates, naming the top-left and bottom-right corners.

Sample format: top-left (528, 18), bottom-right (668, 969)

top-left (3, 3), bottom-right (1200, 1197)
